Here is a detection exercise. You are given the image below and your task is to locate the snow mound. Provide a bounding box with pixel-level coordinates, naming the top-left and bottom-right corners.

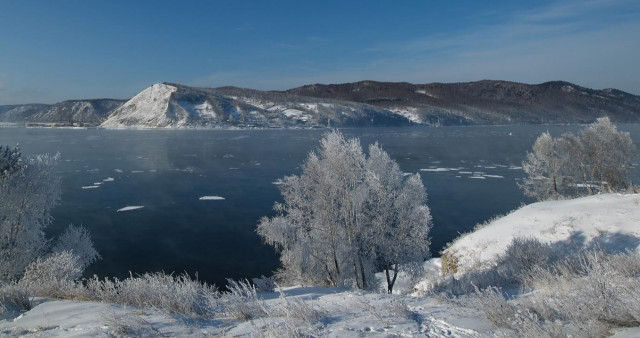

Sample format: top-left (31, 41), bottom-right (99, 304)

top-left (199, 196), bottom-right (225, 201)
top-left (117, 206), bottom-right (144, 212)
top-left (444, 194), bottom-right (640, 273)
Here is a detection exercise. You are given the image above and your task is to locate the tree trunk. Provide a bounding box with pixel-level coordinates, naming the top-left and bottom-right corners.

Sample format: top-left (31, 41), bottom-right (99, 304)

top-left (385, 263), bottom-right (399, 294)
top-left (358, 252), bottom-right (366, 289)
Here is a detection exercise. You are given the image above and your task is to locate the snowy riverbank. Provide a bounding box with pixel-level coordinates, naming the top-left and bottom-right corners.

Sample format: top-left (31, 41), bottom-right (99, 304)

top-left (2, 194), bottom-right (640, 337)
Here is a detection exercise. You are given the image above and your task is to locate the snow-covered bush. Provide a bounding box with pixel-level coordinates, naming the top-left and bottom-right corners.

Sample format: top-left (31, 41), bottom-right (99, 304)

top-left (431, 237), bottom-right (558, 295)
top-left (221, 279), bottom-right (270, 319)
top-left (85, 272), bottom-right (218, 317)
top-left (252, 275), bottom-right (277, 293)
top-left (524, 249), bottom-right (640, 330)
top-left (20, 251), bottom-right (83, 298)
top-left (274, 289), bottom-right (325, 325)
top-left (51, 224), bottom-right (101, 270)
top-left (461, 287), bottom-right (564, 337)
top-left (497, 237), bottom-right (557, 284)
top-left (0, 283), bottom-right (30, 318)
top-left (462, 248), bottom-right (640, 337)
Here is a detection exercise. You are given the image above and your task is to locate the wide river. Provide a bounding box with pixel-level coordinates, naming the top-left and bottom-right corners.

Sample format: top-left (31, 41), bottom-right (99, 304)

top-left (1, 125), bottom-right (639, 285)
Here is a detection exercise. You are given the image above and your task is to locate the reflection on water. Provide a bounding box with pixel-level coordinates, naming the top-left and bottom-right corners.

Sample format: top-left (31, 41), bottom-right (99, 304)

top-left (1, 125), bottom-right (639, 286)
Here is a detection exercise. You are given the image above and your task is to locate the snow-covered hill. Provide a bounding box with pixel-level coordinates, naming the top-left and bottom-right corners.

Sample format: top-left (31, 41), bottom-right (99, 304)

top-left (442, 193), bottom-right (640, 274)
top-left (100, 83), bottom-right (412, 129)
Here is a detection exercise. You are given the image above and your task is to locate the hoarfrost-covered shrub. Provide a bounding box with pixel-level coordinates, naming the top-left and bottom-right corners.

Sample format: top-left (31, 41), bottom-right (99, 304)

top-left (51, 224), bottom-right (101, 269)
top-left (432, 237), bottom-right (559, 295)
top-left (462, 287), bottom-right (564, 337)
top-left (85, 272), bottom-right (218, 317)
top-left (221, 279), bottom-right (270, 319)
top-left (20, 251), bottom-right (83, 298)
top-left (498, 237), bottom-right (557, 284)
top-left (0, 283), bottom-right (30, 318)
top-left (252, 275), bottom-right (276, 293)
top-left (459, 248), bottom-right (640, 337)
top-left (274, 289), bottom-right (326, 325)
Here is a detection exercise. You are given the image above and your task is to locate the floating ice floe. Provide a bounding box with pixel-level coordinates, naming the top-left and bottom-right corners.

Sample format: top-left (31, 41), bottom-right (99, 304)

top-left (131, 170), bottom-right (144, 174)
top-left (483, 175), bottom-right (504, 179)
top-left (82, 186), bottom-right (99, 189)
top-left (199, 196), bottom-right (225, 201)
top-left (469, 176), bottom-right (486, 179)
top-left (420, 168), bottom-right (452, 172)
top-left (271, 179), bottom-right (284, 185)
top-left (459, 171), bottom-right (473, 174)
top-left (117, 206), bottom-right (144, 212)
top-left (93, 182), bottom-right (103, 185)
top-left (103, 177), bottom-right (115, 182)
top-left (114, 169), bottom-right (123, 173)
top-left (508, 166), bottom-right (523, 170)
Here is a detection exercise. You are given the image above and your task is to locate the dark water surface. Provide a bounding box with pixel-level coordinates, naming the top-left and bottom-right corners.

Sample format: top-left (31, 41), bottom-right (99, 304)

top-left (1, 125), bottom-right (639, 286)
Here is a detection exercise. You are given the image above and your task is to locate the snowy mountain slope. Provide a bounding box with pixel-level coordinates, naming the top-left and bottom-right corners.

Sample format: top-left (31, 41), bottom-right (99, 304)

top-left (29, 99), bottom-right (124, 125)
top-left (100, 83), bottom-right (412, 129)
top-left (0, 104), bottom-right (50, 122)
top-left (287, 80), bottom-right (640, 125)
top-left (0, 100), bottom-right (124, 125)
top-left (443, 193), bottom-right (640, 274)
top-left (101, 83), bottom-right (180, 128)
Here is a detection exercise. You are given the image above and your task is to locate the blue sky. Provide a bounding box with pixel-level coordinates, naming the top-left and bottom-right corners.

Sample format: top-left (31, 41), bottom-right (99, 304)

top-left (0, 0), bottom-right (639, 104)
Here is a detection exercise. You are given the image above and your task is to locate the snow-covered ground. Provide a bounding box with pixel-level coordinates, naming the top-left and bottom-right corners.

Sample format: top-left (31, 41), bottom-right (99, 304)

top-left (0, 287), bottom-right (495, 337)
top-left (3, 194), bottom-right (640, 337)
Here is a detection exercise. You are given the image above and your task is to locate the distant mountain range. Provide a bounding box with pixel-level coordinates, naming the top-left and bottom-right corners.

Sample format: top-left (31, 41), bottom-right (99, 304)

top-left (1, 80), bottom-right (638, 128)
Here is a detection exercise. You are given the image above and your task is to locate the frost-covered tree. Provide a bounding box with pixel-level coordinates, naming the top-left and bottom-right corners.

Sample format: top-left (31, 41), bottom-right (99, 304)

top-left (258, 131), bottom-right (432, 292)
top-left (520, 132), bottom-right (566, 200)
top-left (521, 117), bottom-right (636, 201)
top-left (364, 144), bottom-right (432, 293)
top-left (0, 146), bottom-right (61, 280)
top-left (579, 117), bottom-right (635, 192)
